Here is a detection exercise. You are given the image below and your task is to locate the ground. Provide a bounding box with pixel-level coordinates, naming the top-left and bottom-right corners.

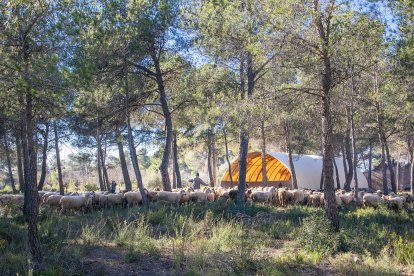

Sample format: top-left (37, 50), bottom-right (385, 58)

top-left (1, 200), bottom-right (414, 275)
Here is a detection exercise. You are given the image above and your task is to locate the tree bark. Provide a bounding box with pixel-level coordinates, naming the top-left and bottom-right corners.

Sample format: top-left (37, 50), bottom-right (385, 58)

top-left (284, 122), bottom-right (298, 189)
top-left (314, 0), bottom-right (339, 230)
top-left (96, 130), bottom-right (105, 191)
top-left (237, 51), bottom-right (254, 207)
top-left (173, 131), bottom-right (182, 188)
top-left (38, 122), bottom-right (49, 191)
top-left (261, 120), bottom-right (268, 187)
top-left (117, 131), bottom-right (132, 191)
top-left (344, 109), bottom-right (353, 191)
top-left (333, 158), bottom-right (340, 190)
top-left (3, 132), bottom-right (17, 193)
top-left (20, 82), bottom-right (42, 264)
top-left (237, 130), bottom-right (249, 205)
top-left (376, 111), bottom-right (388, 194)
top-left (341, 141), bottom-right (348, 185)
top-left (124, 61), bottom-right (147, 205)
top-left (15, 133), bottom-right (25, 192)
top-left (223, 128), bottom-right (233, 184)
top-left (396, 152), bottom-right (400, 191)
top-left (350, 73), bottom-right (359, 199)
top-left (151, 51), bottom-right (172, 192)
top-left (100, 141), bottom-right (110, 191)
top-left (171, 139), bottom-right (176, 189)
top-left (383, 134), bottom-right (396, 193)
top-left (54, 120), bottom-right (64, 195)
top-left (410, 151), bottom-right (414, 194)
top-left (380, 139), bottom-right (388, 194)
top-left (320, 166), bottom-right (324, 190)
top-left (368, 140), bottom-right (373, 189)
top-left (207, 131), bottom-right (213, 185)
top-left (212, 133), bottom-right (217, 187)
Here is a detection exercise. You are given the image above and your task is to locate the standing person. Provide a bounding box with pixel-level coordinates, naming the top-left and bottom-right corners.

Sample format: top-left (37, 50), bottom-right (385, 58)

top-left (192, 173), bottom-right (208, 190)
top-left (110, 181), bottom-right (117, 193)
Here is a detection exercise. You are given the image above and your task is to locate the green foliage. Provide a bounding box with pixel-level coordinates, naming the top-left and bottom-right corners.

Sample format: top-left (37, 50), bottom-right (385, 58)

top-left (1, 202), bottom-right (414, 274)
top-left (390, 235), bottom-right (414, 266)
top-left (81, 222), bottom-right (105, 246)
top-left (83, 182), bottom-right (98, 192)
top-left (297, 213), bottom-right (340, 255)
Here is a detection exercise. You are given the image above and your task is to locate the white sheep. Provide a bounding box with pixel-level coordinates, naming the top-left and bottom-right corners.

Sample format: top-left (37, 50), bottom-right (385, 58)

top-left (157, 190), bottom-right (189, 205)
top-left (46, 195), bottom-right (63, 208)
top-left (363, 193), bottom-right (381, 208)
top-left (107, 193), bottom-right (124, 207)
top-left (339, 192), bottom-right (353, 205)
top-left (123, 192), bottom-right (143, 207)
top-left (42, 192), bottom-right (58, 203)
top-left (59, 193), bottom-right (94, 213)
top-left (289, 189), bottom-right (305, 205)
top-left (189, 191), bottom-right (208, 203)
top-left (387, 197), bottom-right (404, 211)
top-left (251, 191), bottom-right (273, 203)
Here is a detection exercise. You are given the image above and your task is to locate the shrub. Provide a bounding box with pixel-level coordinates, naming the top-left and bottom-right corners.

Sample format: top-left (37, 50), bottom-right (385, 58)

top-left (84, 182), bottom-right (98, 192)
top-left (80, 222), bottom-right (105, 245)
top-left (391, 236), bottom-right (414, 266)
top-left (114, 220), bottom-right (159, 257)
top-left (297, 214), bottom-right (340, 255)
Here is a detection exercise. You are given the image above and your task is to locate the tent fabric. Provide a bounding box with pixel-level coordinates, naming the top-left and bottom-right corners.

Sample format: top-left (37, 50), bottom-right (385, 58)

top-left (221, 152), bottom-right (368, 190)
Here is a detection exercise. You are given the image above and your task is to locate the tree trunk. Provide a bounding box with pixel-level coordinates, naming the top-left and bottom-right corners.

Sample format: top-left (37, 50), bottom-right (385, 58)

top-left (368, 141), bottom-right (373, 189)
top-left (152, 52), bottom-right (172, 192)
top-left (410, 152), bottom-right (414, 195)
top-left (350, 74), bottom-right (359, 199)
top-left (261, 120), bottom-right (268, 187)
top-left (396, 152), bottom-right (400, 191)
top-left (38, 122), bottom-right (49, 191)
top-left (284, 122), bottom-right (298, 189)
top-left (383, 134), bottom-right (396, 193)
top-left (344, 109), bottom-right (353, 191)
top-left (320, 167), bottom-right (324, 190)
top-left (15, 133), bottom-right (24, 192)
top-left (333, 158), bottom-right (340, 190)
top-left (315, 2), bottom-right (339, 229)
top-left (117, 131), bottom-right (132, 191)
top-left (212, 133), bottom-right (217, 187)
top-left (380, 139), bottom-right (388, 194)
top-left (96, 132), bottom-right (105, 191)
top-left (21, 80), bottom-right (42, 264)
top-left (223, 128), bottom-right (233, 184)
top-left (124, 61), bottom-right (147, 204)
top-left (3, 132), bottom-right (17, 193)
top-left (237, 51), bottom-right (254, 207)
top-left (173, 131), bottom-right (182, 188)
top-left (237, 130), bottom-right (249, 205)
top-left (100, 141), bottom-right (110, 191)
top-left (321, 95), bottom-right (339, 230)
top-left (54, 120), bottom-right (64, 195)
top-left (171, 139), bottom-right (176, 189)
top-left (341, 141), bottom-right (348, 186)
top-left (207, 131), bottom-right (213, 185)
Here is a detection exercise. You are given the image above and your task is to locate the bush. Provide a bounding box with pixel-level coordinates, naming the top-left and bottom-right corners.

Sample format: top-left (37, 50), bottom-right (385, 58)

top-left (297, 214), bottom-right (340, 255)
top-left (80, 222), bottom-right (105, 245)
top-left (391, 236), bottom-right (414, 265)
top-left (84, 182), bottom-right (98, 192)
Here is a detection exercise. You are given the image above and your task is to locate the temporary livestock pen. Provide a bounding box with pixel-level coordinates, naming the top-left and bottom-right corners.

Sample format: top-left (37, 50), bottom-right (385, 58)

top-left (221, 152), bottom-right (368, 190)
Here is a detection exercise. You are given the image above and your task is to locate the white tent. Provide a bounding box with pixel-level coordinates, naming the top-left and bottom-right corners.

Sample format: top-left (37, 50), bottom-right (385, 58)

top-left (221, 151), bottom-right (368, 190)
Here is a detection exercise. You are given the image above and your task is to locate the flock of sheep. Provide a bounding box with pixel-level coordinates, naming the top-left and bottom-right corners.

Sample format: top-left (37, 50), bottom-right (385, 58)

top-left (1, 186), bottom-right (413, 213)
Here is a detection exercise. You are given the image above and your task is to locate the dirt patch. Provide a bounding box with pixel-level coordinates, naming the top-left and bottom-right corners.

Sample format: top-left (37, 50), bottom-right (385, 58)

top-left (80, 245), bottom-right (174, 276)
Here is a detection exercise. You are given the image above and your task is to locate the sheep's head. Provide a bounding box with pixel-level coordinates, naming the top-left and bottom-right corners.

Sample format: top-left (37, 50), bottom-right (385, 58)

top-left (180, 190), bottom-right (189, 203)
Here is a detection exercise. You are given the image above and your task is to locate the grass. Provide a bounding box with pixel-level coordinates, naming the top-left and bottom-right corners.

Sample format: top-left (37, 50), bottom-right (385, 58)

top-left (0, 201), bottom-right (413, 275)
